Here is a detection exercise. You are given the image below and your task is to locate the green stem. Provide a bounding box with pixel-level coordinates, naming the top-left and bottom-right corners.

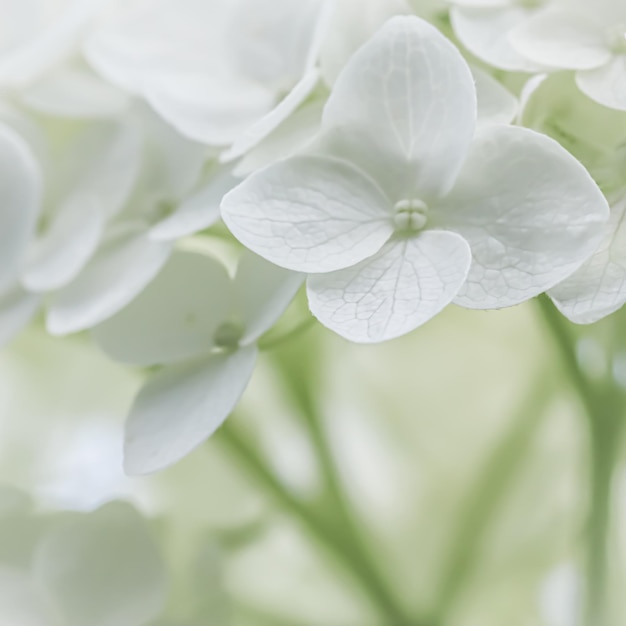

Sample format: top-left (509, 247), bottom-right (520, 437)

top-left (218, 421), bottom-right (417, 625)
top-left (258, 317), bottom-right (316, 351)
top-left (536, 295), bottom-right (623, 626)
top-left (430, 378), bottom-right (553, 622)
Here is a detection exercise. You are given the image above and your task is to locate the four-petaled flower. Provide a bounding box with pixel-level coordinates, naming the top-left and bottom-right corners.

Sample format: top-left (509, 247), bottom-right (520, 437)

top-left (222, 16), bottom-right (609, 343)
top-left (92, 250), bottom-right (302, 474)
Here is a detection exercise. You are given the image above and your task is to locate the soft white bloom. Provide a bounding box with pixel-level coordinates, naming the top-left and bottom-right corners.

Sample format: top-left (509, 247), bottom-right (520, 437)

top-left (24, 105), bottom-right (227, 336)
top-left (221, 16), bottom-right (609, 343)
top-left (92, 251), bottom-right (303, 474)
top-left (511, 0), bottom-right (626, 109)
top-left (449, 0), bottom-right (550, 72)
top-left (85, 0), bottom-right (332, 159)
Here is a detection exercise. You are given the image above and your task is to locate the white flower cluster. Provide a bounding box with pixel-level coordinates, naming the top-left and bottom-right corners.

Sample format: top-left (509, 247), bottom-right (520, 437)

top-left (1, 0), bottom-right (624, 474)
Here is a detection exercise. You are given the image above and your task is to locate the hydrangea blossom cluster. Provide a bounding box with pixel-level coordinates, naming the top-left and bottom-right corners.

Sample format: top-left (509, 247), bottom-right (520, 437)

top-left (1, 0), bottom-right (624, 474)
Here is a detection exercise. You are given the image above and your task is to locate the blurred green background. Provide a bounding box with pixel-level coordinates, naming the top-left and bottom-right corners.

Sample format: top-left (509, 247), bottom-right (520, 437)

top-left (1, 297), bottom-right (624, 626)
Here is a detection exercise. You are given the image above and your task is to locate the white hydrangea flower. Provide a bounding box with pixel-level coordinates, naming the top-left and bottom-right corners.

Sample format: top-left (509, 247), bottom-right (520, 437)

top-left (85, 0), bottom-right (332, 159)
top-left (511, 0), bottom-right (626, 110)
top-left (221, 15), bottom-right (609, 343)
top-left (449, 0), bottom-right (550, 72)
top-left (92, 251), bottom-right (303, 474)
top-left (33, 106), bottom-right (231, 336)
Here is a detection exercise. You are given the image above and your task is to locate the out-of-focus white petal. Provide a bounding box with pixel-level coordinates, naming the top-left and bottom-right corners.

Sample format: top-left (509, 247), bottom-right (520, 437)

top-left (136, 108), bottom-right (207, 203)
top-left (322, 15), bottom-right (476, 200)
top-left (220, 69), bottom-right (319, 163)
top-left (450, 5), bottom-right (545, 72)
top-left (433, 125), bottom-right (609, 309)
top-left (307, 232), bottom-right (472, 343)
top-left (22, 196), bottom-right (105, 292)
top-left (20, 65), bottom-right (130, 118)
top-left (221, 155), bottom-right (393, 273)
top-left (124, 346), bottom-right (257, 475)
top-left (46, 227), bottom-right (171, 335)
top-left (149, 168), bottom-right (237, 241)
top-left (21, 119), bottom-right (142, 293)
top-left (0, 124), bottom-right (41, 292)
top-left (576, 55), bottom-right (626, 111)
top-left (510, 8), bottom-right (611, 70)
top-left (473, 65), bottom-right (518, 127)
top-left (319, 0), bottom-right (411, 87)
top-left (233, 251), bottom-right (304, 344)
top-left (0, 0), bottom-right (101, 88)
top-left (0, 283), bottom-right (40, 348)
top-left (34, 502), bottom-right (167, 626)
top-left (146, 73), bottom-right (275, 147)
top-left (92, 251), bottom-right (233, 365)
top-left (549, 196), bottom-right (626, 324)
top-left (234, 98), bottom-right (323, 177)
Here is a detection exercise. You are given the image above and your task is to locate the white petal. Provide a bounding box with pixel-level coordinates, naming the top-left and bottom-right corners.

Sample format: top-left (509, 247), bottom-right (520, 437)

top-left (220, 68), bottom-right (319, 163)
top-left (146, 73), bottom-right (275, 147)
top-left (510, 8), bottom-right (611, 70)
top-left (136, 107), bottom-right (207, 203)
top-left (450, 5), bottom-right (546, 72)
top-left (47, 227), bottom-right (171, 335)
top-left (34, 502), bottom-right (167, 626)
top-left (549, 196), bottom-right (626, 323)
top-left (234, 251), bottom-right (304, 344)
top-left (234, 98), bottom-right (323, 177)
top-left (149, 167), bottom-right (238, 241)
top-left (433, 125), bottom-right (609, 309)
top-left (322, 15), bottom-right (476, 200)
top-left (22, 196), bottom-right (105, 292)
top-left (307, 232), bottom-right (472, 343)
top-left (20, 65), bottom-right (130, 119)
top-left (473, 65), bottom-right (518, 127)
top-left (319, 0), bottom-right (411, 87)
top-left (221, 155), bottom-right (393, 273)
top-left (124, 346), bottom-right (257, 475)
top-left (0, 124), bottom-right (41, 291)
top-left (0, 283), bottom-right (40, 348)
top-left (0, 568), bottom-right (48, 626)
top-left (92, 251), bottom-right (233, 365)
top-left (0, 0), bottom-right (99, 88)
top-left (59, 120), bottom-right (142, 220)
top-left (576, 56), bottom-right (626, 111)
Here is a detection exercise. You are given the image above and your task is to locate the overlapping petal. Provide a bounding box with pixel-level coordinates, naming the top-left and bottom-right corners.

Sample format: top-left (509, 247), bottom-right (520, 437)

top-left (46, 227), bottom-right (171, 335)
top-left (450, 4), bottom-right (544, 72)
top-left (549, 196), bottom-right (626, 324)
top-left (92, 252), bottom-right (233, 365)
top-left (433, 125), bottom-right (610, 309)
top-left (234, 251), bottom-right (304, 344)
top-left (124, 346), bottom-right (257, 474)
top-left (510, 8), bottom-right (611, 70)
top-left (221, 155), bottom-right (394, 273)
top-left (576, 56), bottom-right (626, 111)
top-left (322, 15), bottom-right (477, 200)
top-left (307, 232), bottom-right (472, 343)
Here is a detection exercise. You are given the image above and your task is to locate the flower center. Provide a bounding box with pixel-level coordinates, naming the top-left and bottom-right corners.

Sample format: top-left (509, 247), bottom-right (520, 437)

top-left (607, 25), bottom-right (626, 54)
top-left (393, 199), bottom-right (428, 233)
top-left (213, 320), bottom-right (244, 350)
